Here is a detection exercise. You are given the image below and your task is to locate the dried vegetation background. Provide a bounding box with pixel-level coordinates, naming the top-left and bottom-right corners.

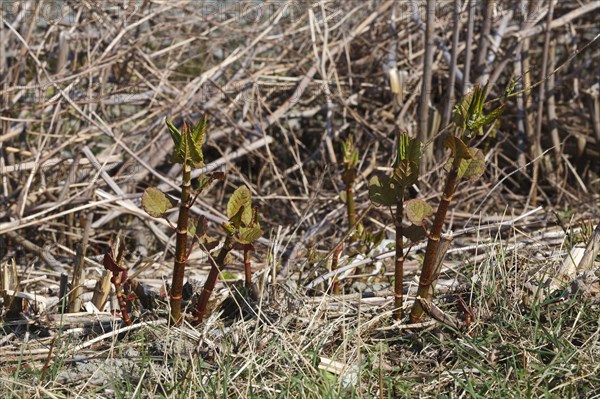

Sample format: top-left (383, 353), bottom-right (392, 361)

top-left (0, 1), bottom-right (599, 398)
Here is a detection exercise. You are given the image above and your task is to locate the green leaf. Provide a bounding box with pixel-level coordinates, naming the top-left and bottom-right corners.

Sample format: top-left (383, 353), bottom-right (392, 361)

top-left (165, 117), bottom-right (182, 149)
top-left (227, 185), bottom-right (253, 226)
top-left (460, 148), bottom-right (486, 180)
top-left (393, 133), bottom-right (421, 166)
top-left (391, 134), bottom-right (421, 186)
top-left (223, 222), bottom-right (236, 235)
top-left (468, 104), bottom-right (505, 132)
top-left (192, 115), bottom-right (207, 149)
top-left (453, 89), bottom-right (475, 130)
top-left (168, 118), bottom-right (206, 167)
top-left (393, 159), bottom-right (419, 187)
top-left (405, 198), bottom-right (433, 226)
top-left (368, 175), bottom-right (398, 207)
top-left (182, 128), bottom-right (204, 167)
top-left (446, 148), bottom-right (486, 180)
top-left (443, 135), bottom-right (472, 159)
top-left (194, 172), bottom-right (224, 193)
top-left (342, 135), bottom-right (359, 169)
top-left (141, 187), bottom-right (175, 218)
top-left (237, 226), bottom-right (264, 244)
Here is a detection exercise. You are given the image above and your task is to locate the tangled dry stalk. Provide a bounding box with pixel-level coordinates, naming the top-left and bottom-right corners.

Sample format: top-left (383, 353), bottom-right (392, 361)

top-left (0, 1), bottom-right (599, 397)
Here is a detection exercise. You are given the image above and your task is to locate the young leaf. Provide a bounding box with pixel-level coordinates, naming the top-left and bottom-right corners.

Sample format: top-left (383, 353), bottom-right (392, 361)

top-left (228, 206), bottom-right (245, 229)
top-left (181, 127), bottom-right (204, 167)
top-left (393, 159), bottom-right (419, 187)
top-left (405, 198), bottom-right (433, 226)
top-left (342, 136), bottom-right (359, 169)
top-left (443, 135), bottom-right (472, 160)
top-left (227, 185), bottom-right (253, 226)
top-left (468, 104), bottom-right (505, 132)
top-left (370, 229), bottom-right (386, 248)
top-left (165, 117), bottom-right (182, 149)
top-left (167, 118), bottom-right (206, 167)
top-left (368, 175), bottom-right (397, 207)
top-left (142, 187), bottom-right (175, 218)
top-left (194, 172), bottom-right (225, 193)
top-left (460, 148), bottom-right (486, 180)
top-left (192, 115), bottom-right (207, 149)
top-left (445, 148), bottom-right (486, 180)
top-left (393, 134), bottom-right (421, 170)
top-left (453, 89), bottom-right (475, 130)
top-left (237, 226), bottom-right (264, 244)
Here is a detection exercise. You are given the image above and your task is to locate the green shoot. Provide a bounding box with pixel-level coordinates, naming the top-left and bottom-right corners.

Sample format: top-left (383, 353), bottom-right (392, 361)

top-left (369, 134), bottom-right (431, 320)
top-left (409, 83), bottom-right (504, 323)
top-left (194, 185), bottom-right (263, 322)
top-left (141, 116), bottom-right (217, 324)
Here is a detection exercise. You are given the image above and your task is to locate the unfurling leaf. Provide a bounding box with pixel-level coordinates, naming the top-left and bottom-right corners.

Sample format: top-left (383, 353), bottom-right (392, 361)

top-left (165, 117), bottom-right (182, 149)
top-left (405, 198), bottom-right (433, 226)
top-left (468, 104), bottom-right (505, 132)
top-left (227, 185), bottom-right (253, 227)
top-left (166, 116), bottom-right (206, 167)
top-left (194, 172), bottom-right (225, 192)
top-left (453, 83), bottom-right (488, 133)
top-left (391, 134), bottom-right (421, 187)
top-left (142, 187), bottom-right (175, 218)
top-left (393, 159), bottom-right (419, 187)
top-left (453, 89), bottom-right (475, 130)
top-left (103, 236), bottom-right (126, 273)
top-left (341, 135), bottom-right (359, 169)
top-left (237, 226), bottom-right (264, 244)
top-left (369, 175), bottom-right (398, 207)
top-left (445, 148), bottom-right (486, 180)
top-left (192, 115), bottom-right (207, 149)
top-left (229, 206), bottom-right (247, 230)
top-left (394, 134), bottom-right (421, 167)
top-left (460, 148), bottom-right (486, 180)
top-left (223, 222), bottom-right (236, 235)
top-left (443, 135), bottom-right (471, 160)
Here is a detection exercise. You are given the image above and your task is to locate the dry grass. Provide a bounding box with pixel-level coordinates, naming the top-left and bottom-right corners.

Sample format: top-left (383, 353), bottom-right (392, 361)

top-left (1, 1), bottom-right (599, 398)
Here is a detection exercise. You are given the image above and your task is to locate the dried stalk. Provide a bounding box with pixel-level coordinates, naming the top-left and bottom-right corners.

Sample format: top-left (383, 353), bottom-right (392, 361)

top-left (67, 211), bottom-right (93, 313)
top-left (418, 0), bottom-right (436, 167)
top-left (528, 0), bottom-right (555, 207)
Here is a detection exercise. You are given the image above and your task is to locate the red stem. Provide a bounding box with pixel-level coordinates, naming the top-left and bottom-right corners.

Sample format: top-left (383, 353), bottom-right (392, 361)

top-left (409, 163), bottom-right (460, 323)
top-left (170, 165), bottom-right (191, 324)
top-left (195, 234), bottom-right (234, 322)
